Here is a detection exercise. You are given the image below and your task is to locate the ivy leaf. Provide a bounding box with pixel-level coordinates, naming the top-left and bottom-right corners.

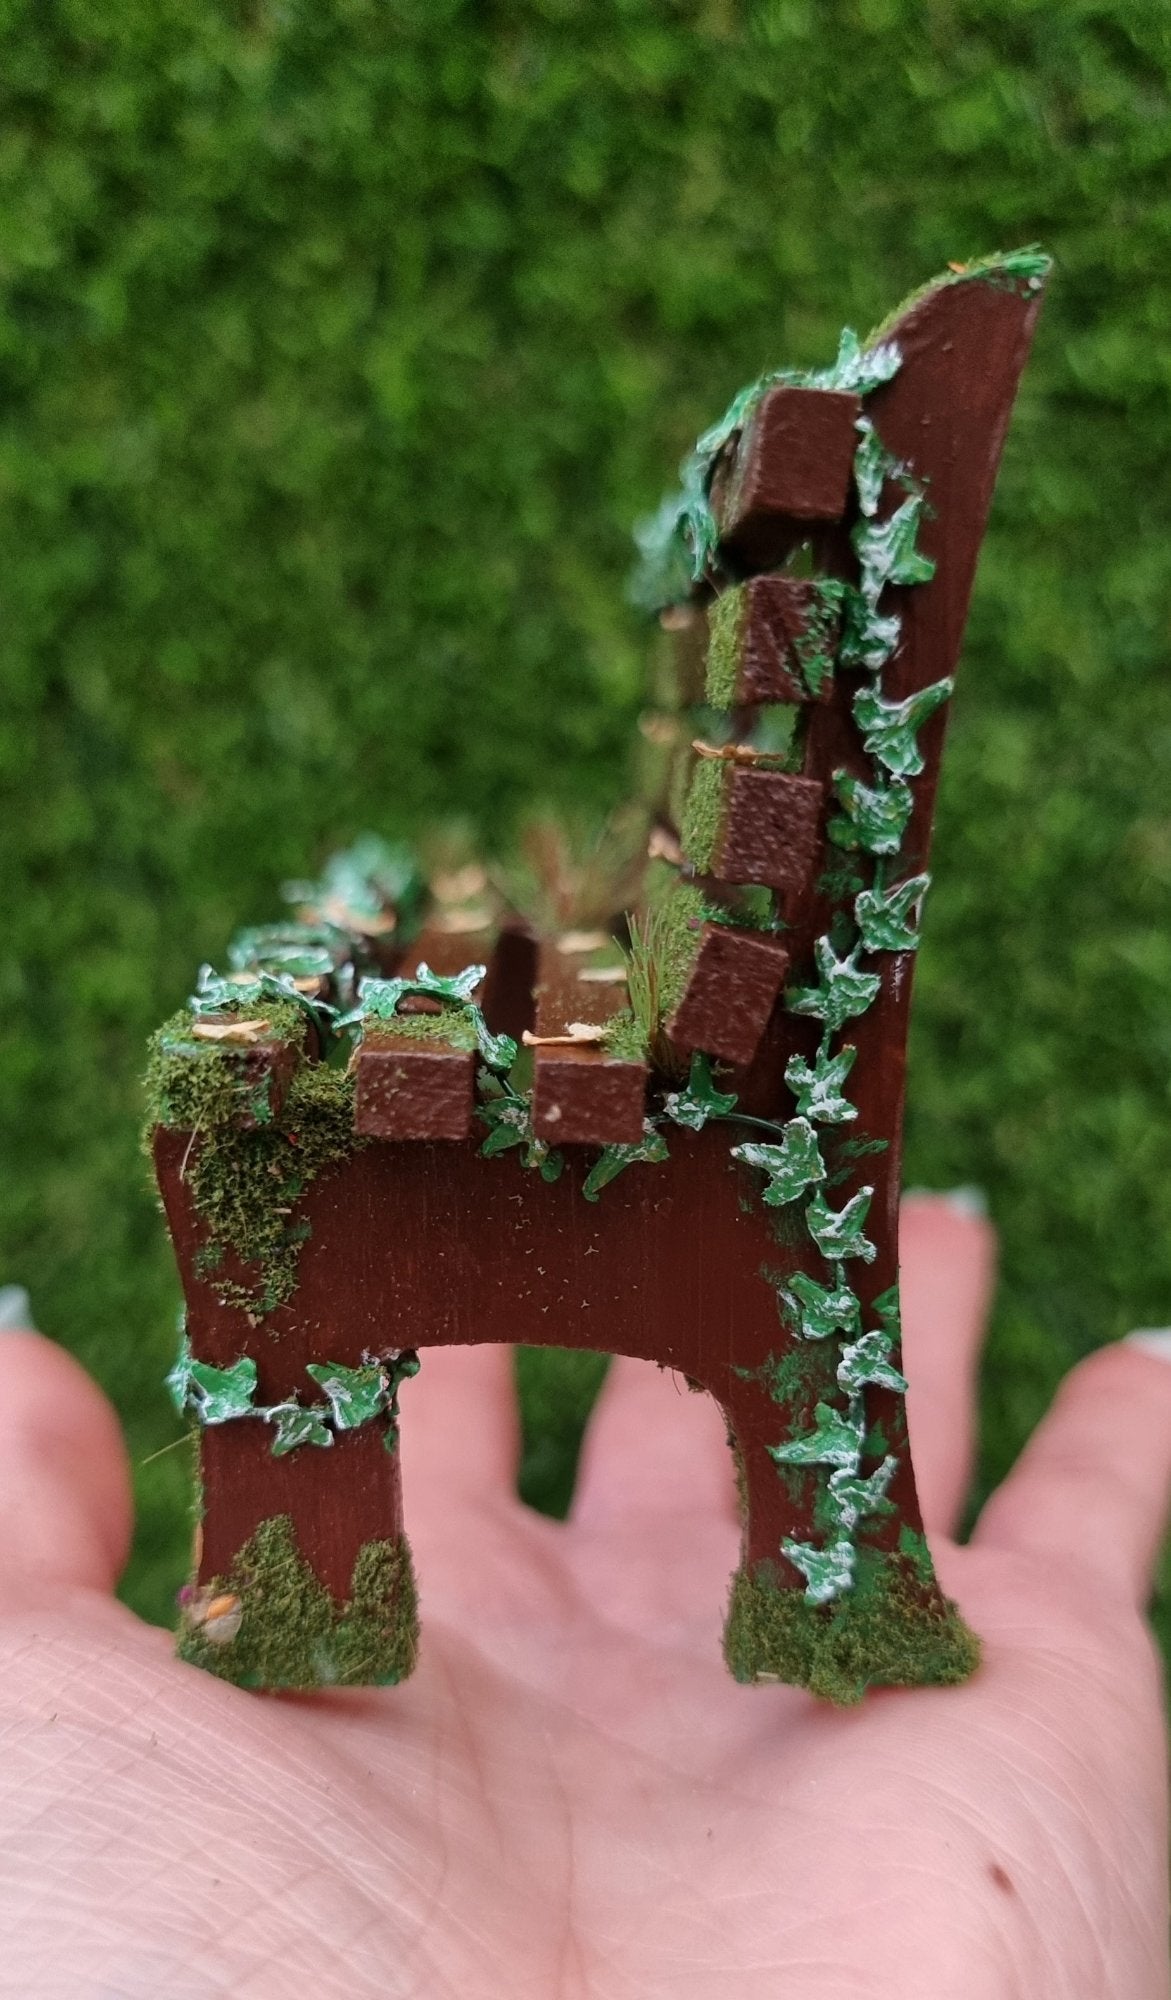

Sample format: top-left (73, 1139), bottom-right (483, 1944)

top-left (827, 768), bottom-right (914, 856)
top-left (732, 1117), bottom-right (825, 1206)
top-left (853, 678), bottom-right (954, 779)
top-left (476, 1092), bottom-right (529, 1155)
top-left (807, 1186), bottom-right (877, 1263)
top-left (820, 327), bottom-right (902, 397)
top-left (781, 1534), bottom-right (856, 1605)
top-left (854, 873), bottom-right (930, 952)
top-left (166, 1325), bottom-right (193, 1415)
top-left (872, 1285), bottom-right (902, 1337)
top-left (413, 961), bottom-right (485, 1005)
top-left (792, 578), bottom-right (846, 698)
top-left (663, 1052), bottom-right (739, 1131)
top-left (836, 1328), bottom-right (909, 1395)
top-left (787, 937), bottom-right (881, 1032)
top-left (306, 1360), bottom-right (387, 1431)
top-left (824, 1456), bottom-right (898, 1533)
top-left (784, 1044), bottom-right (858, 1125)
top-left (268, 1401), bottom-right (334, 1456)
top-left (853, 494), bottom-right (936, 598)
top-left (781, 1271), bottom-right (861, 1342)
top-left (191, 964), bottom-right (339, 1047)
top-left (768, 1400), bottom-right (864, 1470)
top-left (852, 419), bottom-right (899, 518)
top-left (837, 590), bottom-right (902, 673)
top-left (356, 965), bottom-right (518, 1071)
top-left (476, 1082), bottom-right (565, 1179)
top-left (186, 1355), bottom-right (258, 1424)
top-left (582, 1124), bottom-right (670, 1202)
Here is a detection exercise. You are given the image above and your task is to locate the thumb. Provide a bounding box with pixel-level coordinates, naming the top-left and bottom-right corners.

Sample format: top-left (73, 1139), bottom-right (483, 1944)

top-left (0, 1325), bottom-right (133, 1598)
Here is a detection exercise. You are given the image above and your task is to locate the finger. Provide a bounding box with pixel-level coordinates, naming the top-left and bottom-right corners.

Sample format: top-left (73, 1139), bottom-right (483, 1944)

top-left (398, 1341), bottom-right (520, 1507)
top-left (571, 1354), bottom-right (738, 1532)
top-left (899, 1192), bottom-right (997, 1536)
top-left (973, 1333), bottom-right (1171, 1604)
top-left (0, 1331), bottom-right (133, 1598)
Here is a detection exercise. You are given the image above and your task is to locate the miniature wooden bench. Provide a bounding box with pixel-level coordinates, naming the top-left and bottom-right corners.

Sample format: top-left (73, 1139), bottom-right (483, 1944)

top-left (149, 252), bottom-right (1048, 1703)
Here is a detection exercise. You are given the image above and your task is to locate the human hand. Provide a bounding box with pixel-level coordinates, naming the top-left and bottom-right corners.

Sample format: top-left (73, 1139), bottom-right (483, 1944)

top-left (1, 1196), bottom-right (1169, 1998)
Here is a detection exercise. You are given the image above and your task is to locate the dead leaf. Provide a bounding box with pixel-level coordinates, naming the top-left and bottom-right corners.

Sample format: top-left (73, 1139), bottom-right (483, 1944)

top-left (556, 929), bottom-right (611, 954)
top-left (192, 1018), bottom-right (271, 1044)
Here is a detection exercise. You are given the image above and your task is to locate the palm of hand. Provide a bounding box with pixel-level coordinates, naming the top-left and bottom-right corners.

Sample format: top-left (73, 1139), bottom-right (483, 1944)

top-left (1, 1201), bottom-right (1169, 1999)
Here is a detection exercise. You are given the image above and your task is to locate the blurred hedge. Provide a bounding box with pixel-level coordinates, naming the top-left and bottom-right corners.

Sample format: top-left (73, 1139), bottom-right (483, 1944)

top-left (2, 0), bottom-right (1170, 1630)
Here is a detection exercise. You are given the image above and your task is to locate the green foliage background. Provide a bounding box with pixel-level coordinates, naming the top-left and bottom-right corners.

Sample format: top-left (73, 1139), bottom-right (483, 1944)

top-left (2, 1), bottom-right (1169, 1633)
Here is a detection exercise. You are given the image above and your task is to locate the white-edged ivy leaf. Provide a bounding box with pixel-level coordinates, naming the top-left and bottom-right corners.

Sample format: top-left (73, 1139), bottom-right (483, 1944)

top-left (853, 418), bottom-right (900, 518)
top-left (855, 873), bottom-right (930, 952)
top-left (782, 1534), bottom-right (856, 1605)
top-left (413, 961), bottom-right (485, 1005)
top-left (787, 937), bottom-right (881, 1032)
top-left (476, 1093), bottom-right (529, 1155)
top-left (268, 1401), bottom-right (334, 1456)
top-left (853, 493), bottom-right (936, 597)
top-left (853, 678), bottom-right (953, 779)
top-left (186, 1355), bottom-right (259, 1424)
top-left (663, 1052), bottom-right (739, 1131)
top-left (838, 590), bottom-right (902, 673)
top-left (582, 1124), bottom-right (670, 1202)
top-left (822, 327), bottom-right (902, 396)
top-left (784, 1044), bottom-right (858, 1125)
top-left (166, 1325), bottom-right (193, 1415)
top-left (807, 1186), bottom-right (877, 1263)
top-left (768, 1400), bottom-right (864, 1470)
top-left (781, 1271), bottom-right (861, 1342)
top-left (836, 1328), bottom-right (908, 1395)
top-left (357, 965), bottom-right (517, 1071)
top-left (305, 1361), bottom-right (387, 1431)
top-left (824, 1455), bottom-right (898, 1533)
top-left (827, 768), bottom-right (914, 856)
top-left (732, 1118), bottom-right (825, 1206)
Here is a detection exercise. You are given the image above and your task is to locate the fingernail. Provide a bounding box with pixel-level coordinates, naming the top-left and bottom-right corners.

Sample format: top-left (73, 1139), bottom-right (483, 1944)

top-left (904, 1185), bottom-right (989, 1219)
top-left (1124, 1329), bottom-right (1171, 1365)
top-left (0, 1286), bottom-right (38, 1332)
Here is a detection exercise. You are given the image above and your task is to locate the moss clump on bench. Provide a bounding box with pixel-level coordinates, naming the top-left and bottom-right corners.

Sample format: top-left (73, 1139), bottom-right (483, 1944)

top-left (144, 1040), bottom-right (360, 1314)
top-left (363, 1007), bottom-right (481, 1053)
top-left (723, 1547), bottom-right (980, 1705)
top-left (178, 1513), bottom-right (418, 1690)
top-left (143, 998), bottom-right (306, 1133)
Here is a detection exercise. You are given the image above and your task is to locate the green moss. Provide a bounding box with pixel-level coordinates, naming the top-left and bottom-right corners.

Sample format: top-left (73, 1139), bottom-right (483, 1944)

top-left (368, 1007), bottom-right (480, 1053)
top-left (680, 755), bottom-right (727, 874)
top-left (724, 1551), bottom-right (980, 1703)
top-left (865, 245), bottom-right (1050, 345)
top-left (153, 1059), bottom-right (361, 1315)
top-left (794, 579), bottom-right (844, 698)
top-left (178, 1513), bottom-right (418, 1690)
top-left (601, 1008), bottom-right (649, 1062)
top-left (705, 585), bottom-right (746, 707)
top-left (649, 881), bottom-right (714, 1027)
top-left (144, 1000), bottom-right (305, 1133)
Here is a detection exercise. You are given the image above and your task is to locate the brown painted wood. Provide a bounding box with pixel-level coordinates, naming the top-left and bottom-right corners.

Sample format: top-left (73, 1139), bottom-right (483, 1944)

top-left (177, 1024), bottom-right (301, 1129)
top-left (715, 385), bottom-right (861, 565)
top-left (153, 265), bottom-right (1047, 1688)
top-left (353, 1035), bottom-right (476, 1141)
top-left (530, 942), bottom-right (647, 1145)
top-left (701, 764), bottom-right (825, 893)
top-left (349, 920), bottom-right (498, 1142)
top-left (712, 575), bottom-right (839, 706)
top-left (665, 922), bottom-right (790, 1067)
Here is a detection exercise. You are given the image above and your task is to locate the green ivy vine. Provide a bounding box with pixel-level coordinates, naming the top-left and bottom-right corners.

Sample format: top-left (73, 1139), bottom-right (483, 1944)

top-left (167, 1326), bottom-right (420, 1457)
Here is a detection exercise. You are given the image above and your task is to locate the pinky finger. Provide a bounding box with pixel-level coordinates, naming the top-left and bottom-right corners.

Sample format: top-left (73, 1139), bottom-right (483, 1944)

top-left (973, 1332), bottom-right (1171, 1607)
